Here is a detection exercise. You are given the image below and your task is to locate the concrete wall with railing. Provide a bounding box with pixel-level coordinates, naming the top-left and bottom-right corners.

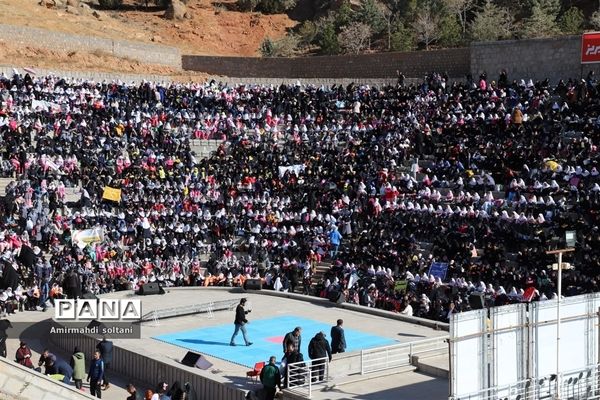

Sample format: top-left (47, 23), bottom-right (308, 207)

top-left (0, 356), bottom-right (96, 400)
top-left (48, 328), bottom-right (246, 400)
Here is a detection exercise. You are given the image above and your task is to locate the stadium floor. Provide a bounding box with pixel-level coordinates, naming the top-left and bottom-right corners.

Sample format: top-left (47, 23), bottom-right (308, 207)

top-left (152, 315), bottom-right (398, 368)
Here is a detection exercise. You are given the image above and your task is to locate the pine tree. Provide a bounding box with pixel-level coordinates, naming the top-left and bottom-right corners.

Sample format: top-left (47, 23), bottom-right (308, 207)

top-left (470, 0), bottom-right (514, 42)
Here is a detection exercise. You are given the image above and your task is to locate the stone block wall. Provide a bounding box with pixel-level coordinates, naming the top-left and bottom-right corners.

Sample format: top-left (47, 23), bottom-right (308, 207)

top-left (182, 47), bottom-right (472, 79)
top-left (471, 35), bottom-right (600, 84)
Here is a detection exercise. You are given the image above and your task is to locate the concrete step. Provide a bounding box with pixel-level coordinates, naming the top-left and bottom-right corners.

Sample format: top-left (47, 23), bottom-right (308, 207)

top-left (327, 365), bottom-right (417, 388)
top-left (412, 354), bottom-right (449, 379)
top-left (281, 366), bottom-right (419, 400)
top-left (0, 177), bottom-right (13, 195)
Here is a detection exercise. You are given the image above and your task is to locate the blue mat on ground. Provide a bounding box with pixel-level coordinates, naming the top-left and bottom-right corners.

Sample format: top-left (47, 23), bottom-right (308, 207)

top-left (152, 315), bottom-right (398, 368)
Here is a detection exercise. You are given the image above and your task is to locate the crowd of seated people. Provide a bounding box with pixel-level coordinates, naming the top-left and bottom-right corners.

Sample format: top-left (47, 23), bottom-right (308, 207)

top-left (0, 69), bottom-right (598, 324)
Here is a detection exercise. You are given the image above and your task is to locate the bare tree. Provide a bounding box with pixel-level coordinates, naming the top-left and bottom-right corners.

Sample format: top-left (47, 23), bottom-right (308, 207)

top-left (338, 22), bottom-right (372, 55)
top-left (443, 0), bottom-right (475, 36)
top-left (592, 9), bottom-right (600, 30)
top-left (377, 1), bottom-right (395, 50)
top-left (412, 6), bottom-right (440, 50)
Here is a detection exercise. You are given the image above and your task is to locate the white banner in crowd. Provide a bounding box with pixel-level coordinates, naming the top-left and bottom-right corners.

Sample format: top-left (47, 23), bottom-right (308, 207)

top-left (45, 159), bottom-right (60, 171)
top-left (278, 164), bottom-right (305, 177)
top-left (32, 99), bottom-right (61, 113)
top-left (71, 227), bottom-right (105, 249)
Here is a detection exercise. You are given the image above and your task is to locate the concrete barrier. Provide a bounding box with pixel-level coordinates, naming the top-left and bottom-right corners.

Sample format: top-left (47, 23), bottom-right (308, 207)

top-left (0, 356), bottom-right (96, 400)
top-left (251, 289), bottom-right (450, 331)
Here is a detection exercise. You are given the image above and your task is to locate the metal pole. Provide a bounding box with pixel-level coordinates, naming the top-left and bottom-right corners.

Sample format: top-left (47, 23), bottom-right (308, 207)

top-left (556, 251), bottom-right (562, 400)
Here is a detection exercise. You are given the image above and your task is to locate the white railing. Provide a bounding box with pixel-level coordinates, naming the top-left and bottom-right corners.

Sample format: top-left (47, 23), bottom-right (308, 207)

top-left (140, 299), bottom-right (238, 322)
top-left (360, 336), bottom-right (448, 374)
top-left (451, 364), bottom-right (600, 400)
top-left (286, 357), bottom-right (330, 399)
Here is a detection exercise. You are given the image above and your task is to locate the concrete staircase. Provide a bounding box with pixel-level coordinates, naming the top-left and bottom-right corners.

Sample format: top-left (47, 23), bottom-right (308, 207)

top-left (0, 177), bottom-right (13, 196)
top-left (0, 178), bottom-right (80, 203)
top-left (190, 139), bottom-right (222, 159)
top-left (0, 357), bottom-right (96, 400)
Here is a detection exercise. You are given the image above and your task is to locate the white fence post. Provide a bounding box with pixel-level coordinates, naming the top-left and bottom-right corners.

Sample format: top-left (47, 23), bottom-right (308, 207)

top-left (308, 362), bottom-right (312, 399)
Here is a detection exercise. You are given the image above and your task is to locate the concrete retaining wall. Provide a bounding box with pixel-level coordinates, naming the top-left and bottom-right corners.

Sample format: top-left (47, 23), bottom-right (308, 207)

top-left (471, 35), bottom-right (600, 84)
top-left (49, 330), bottom-right (247, 400)
top-left (0, 357), bottom-right (96, 400)
top-left (183, 48), bottom-right (471, 79)
top-left (0, 23), bottom-right (181, 69)
top-left (0, 65), bottom-right (179, 85)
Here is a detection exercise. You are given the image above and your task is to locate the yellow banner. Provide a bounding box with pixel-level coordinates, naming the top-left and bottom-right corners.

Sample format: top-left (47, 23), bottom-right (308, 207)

top-left (102, 186), bottom-right (122, 202)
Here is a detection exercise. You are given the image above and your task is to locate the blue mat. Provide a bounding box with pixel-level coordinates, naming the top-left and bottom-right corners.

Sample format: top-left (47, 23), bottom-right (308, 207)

top-left (152, 316), bottom-right (398, 368)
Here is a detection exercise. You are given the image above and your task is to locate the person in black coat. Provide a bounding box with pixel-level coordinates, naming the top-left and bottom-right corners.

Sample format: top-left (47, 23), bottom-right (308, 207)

top-left (330, 319), bottom-right (346, 354)
top-left (63, 269), bottom-right (81, 299)
top-left (230, 298), bottom-right (252, 346)
top-left (308, 332), bottom-right (331, 382)
top-left (96, 337), bottom-right (113, 390)
top-left (282, 343), bottom-right (304, 388)
top-left (0, 319), bottom-right (11, 357)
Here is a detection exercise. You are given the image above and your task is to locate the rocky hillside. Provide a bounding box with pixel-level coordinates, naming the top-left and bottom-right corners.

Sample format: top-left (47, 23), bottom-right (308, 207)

top-left (0, 0), bottom-right (295, 56)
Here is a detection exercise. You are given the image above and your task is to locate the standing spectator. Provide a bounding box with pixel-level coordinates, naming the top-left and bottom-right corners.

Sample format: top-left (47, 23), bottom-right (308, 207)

top-left (87, 350), bottom-right (104, 398)
top-left (151, 382), bottom-right (169, 400)
top-left (259, 356), bottom-right (281, 400)
top-left (96, 336), bottom-right (113, 390)
top-left (308, 332), bottom-right (331, 382)
top-left (126, 383), bottom-right (144, 400)
top-left (328, 226), bottom-right (342, 259)
top-left (283, 327), bottom-right (302, 353)
top-left (330, 319), bottom-right (346, 354)
top-left (230, 298), bottom-right (252, 346)
top-left (15, 341), bottom-right (35, 369)
top-left (70, 346), bottom-right (86, 390)
top-left (282, 343), bottom-right (304, 388)
top-left (0, 319), bottom-right (11, 358)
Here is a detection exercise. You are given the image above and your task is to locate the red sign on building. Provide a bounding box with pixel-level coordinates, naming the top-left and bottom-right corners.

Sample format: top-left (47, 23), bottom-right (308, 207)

top-left (581, 32), bottom-right (600, 64)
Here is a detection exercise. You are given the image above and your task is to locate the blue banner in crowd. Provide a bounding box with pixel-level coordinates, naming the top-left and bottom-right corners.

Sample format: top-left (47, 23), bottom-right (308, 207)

top-left (428, 262), bottom-right (449, 281)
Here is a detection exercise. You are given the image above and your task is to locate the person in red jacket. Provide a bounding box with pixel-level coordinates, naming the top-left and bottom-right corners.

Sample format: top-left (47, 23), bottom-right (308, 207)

top-left (15, 341), bottom-right (35, 369)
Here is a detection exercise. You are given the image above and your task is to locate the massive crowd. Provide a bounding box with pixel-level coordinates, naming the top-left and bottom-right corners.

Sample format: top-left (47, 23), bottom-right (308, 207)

top-left (0, 69), bottom-right (599, 330)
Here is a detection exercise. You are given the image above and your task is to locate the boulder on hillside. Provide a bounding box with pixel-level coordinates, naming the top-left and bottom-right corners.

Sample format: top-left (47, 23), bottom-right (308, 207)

top-left (164, 0), bottom-right (189, 20)
top-left (65, 4), bottom-right (79, 14)
top-left (39, 0), bottom-right (66, 8)
top-left (66, 0), bottom-right (79, 6)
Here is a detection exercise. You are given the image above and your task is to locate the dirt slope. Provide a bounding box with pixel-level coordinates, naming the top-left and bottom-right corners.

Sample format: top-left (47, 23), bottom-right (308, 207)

top-left (0, 0), bottom-right (296, 56)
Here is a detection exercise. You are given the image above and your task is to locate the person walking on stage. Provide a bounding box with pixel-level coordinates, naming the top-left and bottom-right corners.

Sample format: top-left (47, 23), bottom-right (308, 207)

top-left (230, 298), bottom-right (252, 346)
top-left (330, 319), bottom-right (347, 354)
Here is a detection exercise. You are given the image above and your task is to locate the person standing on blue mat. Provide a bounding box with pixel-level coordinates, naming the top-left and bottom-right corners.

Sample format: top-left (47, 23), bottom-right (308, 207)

top-left (230, 298), bottom-right (253, 346)
top-left (330, 319), bottom-right (346, 354)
